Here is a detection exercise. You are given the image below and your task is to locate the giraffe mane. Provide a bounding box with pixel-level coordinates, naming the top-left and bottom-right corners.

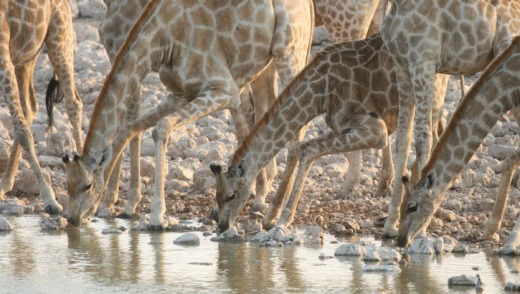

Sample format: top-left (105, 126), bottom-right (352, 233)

top-left (82, 0), bottom-right (160, 155)
top-left (421, 35), bottom-right (520, 177)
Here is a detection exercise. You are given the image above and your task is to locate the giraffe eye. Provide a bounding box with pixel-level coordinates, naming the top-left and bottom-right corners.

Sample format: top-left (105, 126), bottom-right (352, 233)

top-left (226, 193), bottom-right (236, 202)
top-left (408, 204), bottom-right (418, 213)
top-left (83, 183), bottom-right (92, 192)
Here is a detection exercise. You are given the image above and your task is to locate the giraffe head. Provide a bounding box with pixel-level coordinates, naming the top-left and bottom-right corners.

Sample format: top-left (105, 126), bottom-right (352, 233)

top-left (397, 170), bottom-right (440, 247)
top-left (210, 163), bottom-right (250, 233)
top-left (62, 153), bottom-right (107, 226)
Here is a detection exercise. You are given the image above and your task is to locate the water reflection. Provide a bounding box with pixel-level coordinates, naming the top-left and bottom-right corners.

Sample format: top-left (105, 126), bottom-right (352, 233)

top-left (1, 216), bottom-right (520, 293)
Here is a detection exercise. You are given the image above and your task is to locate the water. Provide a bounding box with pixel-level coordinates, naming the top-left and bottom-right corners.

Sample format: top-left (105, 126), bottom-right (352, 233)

top-left (1, 216), bottom-right (520, 293)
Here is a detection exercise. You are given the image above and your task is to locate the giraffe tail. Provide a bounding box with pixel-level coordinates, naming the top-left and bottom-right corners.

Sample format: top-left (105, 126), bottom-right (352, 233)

top-left (45, 73), bottom-right (64, 128)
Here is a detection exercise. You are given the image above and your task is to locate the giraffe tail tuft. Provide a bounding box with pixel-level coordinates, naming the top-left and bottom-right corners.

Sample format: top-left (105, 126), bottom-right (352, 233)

top-left (45, 73), bottom-right (65, 128)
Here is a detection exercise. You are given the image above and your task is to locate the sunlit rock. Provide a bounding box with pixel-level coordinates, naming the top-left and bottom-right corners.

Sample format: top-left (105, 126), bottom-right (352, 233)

top-left (173, 233), bottom-right (200, 246)
top-left (407, 237), bottom-right (436, 255)
top-left (363, 244), bottom-right (402, 262)
top-left (39, 216), bottom-right (68, 230)
top-left (334, 243), bottom-right (367, 257)
top-left (211, 227), bottom-right (245, 242)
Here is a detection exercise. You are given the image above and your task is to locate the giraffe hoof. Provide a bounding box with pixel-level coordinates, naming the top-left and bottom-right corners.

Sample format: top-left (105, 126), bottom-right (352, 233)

top-left (250, 202), bottom-right (269, 214)
top-left (262, 219), bottom-right (277, 230)
top-left (44, 203), bottom-right (63, 215)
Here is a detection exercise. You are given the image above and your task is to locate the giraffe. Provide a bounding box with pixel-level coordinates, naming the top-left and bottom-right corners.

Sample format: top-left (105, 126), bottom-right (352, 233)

top-left (210, 33), bottom-right (449, 233)
top-left (397, 36), bottom-right (520, 247)
top-left (0, 0), bottom-right (83, 213)
top-left (95, 0), bottom-right (279, 218)
top-left (379, 0), bottom-right (520, 237)
top-left (312, 0), bottom-right (391, 195)
top-left (62, 0), bottom-right (314, 228)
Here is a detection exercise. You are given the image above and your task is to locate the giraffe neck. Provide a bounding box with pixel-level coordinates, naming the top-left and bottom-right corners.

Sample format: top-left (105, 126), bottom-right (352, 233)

top-left (82, 0), bottom-right (160, 165)
top-left (231, 60), bottom-right (327, 184)
top-left (423, 38), bottom-right (520, 205)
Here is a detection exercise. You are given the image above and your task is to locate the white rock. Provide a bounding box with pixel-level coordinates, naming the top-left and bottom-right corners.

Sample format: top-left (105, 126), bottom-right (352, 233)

top-left (407, 237), bottom-right (436, 255)
top-left (173, 233), bottom-right (201, 246)
top-left (334, 243), bottom-right (367, 257)
top-left (211, 227), bottom-right (245, 242)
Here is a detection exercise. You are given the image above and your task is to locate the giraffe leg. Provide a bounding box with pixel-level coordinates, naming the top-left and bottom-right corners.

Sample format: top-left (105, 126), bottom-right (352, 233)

top-left (98, 92), bottom-right (142, 219)
top-left (383, 66), bottom-right (415, 238)
top-left (112, 87), bottom-right (240, 229)
top-left (483, 148), bottom-right (520, 240)
top-left (0, 54), bottom-right (62, 213)
top-left (277, 115), bottom-right (389, 227)
top-left (248, 63), bottom-right (278, 213)
top-left (340, 151), bottom-right (362, 196)
top-left (45, 1), bottom-right (83, 151)
top-left (375, 142), bottom-right (394, 196)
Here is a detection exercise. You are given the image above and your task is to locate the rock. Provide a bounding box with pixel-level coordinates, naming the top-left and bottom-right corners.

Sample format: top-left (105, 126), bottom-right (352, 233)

top-left (303, 226), bottom-right (324, 245)
top-left (452, 243), bottom-right (468, 254)
top-left (0, 216), bottom-right (14, 231)
top-left (173, 233), bottom-right (201, 246)
top-left (169, 162), bottom-right (194, 181)
top-left (39, 216), bottom-right (68, 230)
top-left (488, 144), bottom-right (517, 161)
top-left (448, 275), bottom-right (477, 287)
top-left (361, 262), bottom-right (401, 273)
top-left (407, 237), bottom-right (436, 255)
top-left (251, 226), bottom-right (299, 245)
top-left (101, 227), bottom-right (125, 234)
top-left (342, 218), bottom-right (360, 233)
top-left (211, 227), bottom-right (245, 242)
top-left (77, 0), bottom-right (106, 19)
top-left (334, 243), bottom-right (366, 257)
top-left (505, 282), bottom-right (520, 291)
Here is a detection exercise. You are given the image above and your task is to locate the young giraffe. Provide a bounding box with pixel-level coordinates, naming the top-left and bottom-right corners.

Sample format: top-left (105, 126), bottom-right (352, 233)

top-left (96, 0), bottom-right (279, 218)
top-left (210, 33), bottom-right (449, 233)
top-left (0, 0), bottom-right (83, 213)
top-left (397, 36), bottom-right (520, 247)
top-left (313, 0), bottom-right (390, 195)
top-left (62, 0), bottom-right (314, 228)
top-left (380, 0), bottom-right (520, 237)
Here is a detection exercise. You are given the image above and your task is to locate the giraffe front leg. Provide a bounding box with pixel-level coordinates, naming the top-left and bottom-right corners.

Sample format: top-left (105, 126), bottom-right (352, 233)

top-left (148, 117), bottom-right (176, 229)
top-left (119, 133), bottom-right (142, 219)
top-left (383, 67), bottom-right (415, 238)
top-left (483, 149), bottom-right (520, 240)
top-left (339, 151), bottom-right (362, 196)
top-left (278, 118), bottom-right (389, 228)
top-left (375, 142), bottom-right (394, 196)
top-left (0, 139), bottom-right (22, 200)
top-left (96, 155), bottom-right (122, 218)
